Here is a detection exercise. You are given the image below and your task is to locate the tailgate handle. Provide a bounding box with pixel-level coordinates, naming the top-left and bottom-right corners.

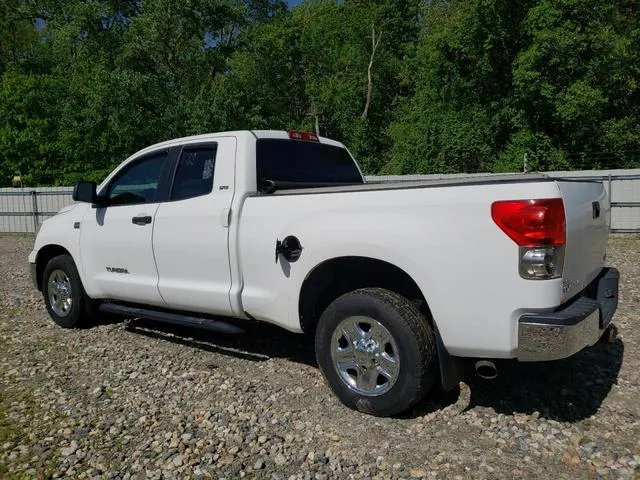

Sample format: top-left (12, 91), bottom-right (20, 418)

top-left (592, 201), bottom-right (600, 219)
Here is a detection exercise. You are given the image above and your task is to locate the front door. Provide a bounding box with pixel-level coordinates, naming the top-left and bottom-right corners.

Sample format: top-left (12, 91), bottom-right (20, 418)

top-left (80, 149), bottom-right (173, 305)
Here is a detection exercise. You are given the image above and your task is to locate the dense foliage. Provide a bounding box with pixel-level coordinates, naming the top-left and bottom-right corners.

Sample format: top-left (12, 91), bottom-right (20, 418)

top-left (0, 0), bottom-right (638, 185)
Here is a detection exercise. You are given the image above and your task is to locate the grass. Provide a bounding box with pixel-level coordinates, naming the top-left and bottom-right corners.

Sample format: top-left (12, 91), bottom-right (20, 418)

top-left (0, 393), bottom-right (59, 479)
top-left (0, 399), bottom-right (19, 477)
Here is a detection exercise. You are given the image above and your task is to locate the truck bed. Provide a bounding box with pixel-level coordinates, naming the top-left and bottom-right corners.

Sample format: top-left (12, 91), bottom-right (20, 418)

top-left (269, 173), bottom-right (553, 196)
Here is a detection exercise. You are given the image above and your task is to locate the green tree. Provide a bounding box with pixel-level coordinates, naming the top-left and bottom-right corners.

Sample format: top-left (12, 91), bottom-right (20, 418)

top-left (513, 0), bottom-right (640, 168)
top-left (0, 0), bottom-right (637, 185)
top-left (212, 0), bottom-right (423, 173)
top-left (388, 0), bottom-right (639, 174)
top-left (0, 0), bottom-right (286, 185)
top-left (388, 0), bottom-right (538, 174)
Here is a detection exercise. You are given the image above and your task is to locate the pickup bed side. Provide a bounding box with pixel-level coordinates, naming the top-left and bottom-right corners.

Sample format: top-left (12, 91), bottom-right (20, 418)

top-left (237, 178), bottom-right (567, 359)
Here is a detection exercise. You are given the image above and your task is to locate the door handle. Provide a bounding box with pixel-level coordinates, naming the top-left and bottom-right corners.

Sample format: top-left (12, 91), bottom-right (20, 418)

top-left (132, 215), bottom-right (152, 226)
top-left (592, 201), bottom-right (601, 219)
top-left (221, 207), bottom-right (231, 227)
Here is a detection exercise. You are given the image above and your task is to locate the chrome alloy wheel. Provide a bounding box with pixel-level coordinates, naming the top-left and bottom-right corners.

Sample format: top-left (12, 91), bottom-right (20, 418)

top-left (330, 316), bottom-right (400, 396)
top-left (48, 269), bottom-right (73, 317)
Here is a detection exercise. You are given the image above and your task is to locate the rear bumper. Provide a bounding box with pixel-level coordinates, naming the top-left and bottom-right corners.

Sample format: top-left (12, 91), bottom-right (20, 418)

top-left (517, 267), bottom-right (619, 361)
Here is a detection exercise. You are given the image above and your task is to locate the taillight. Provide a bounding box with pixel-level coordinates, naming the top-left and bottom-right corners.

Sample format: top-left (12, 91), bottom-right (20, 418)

top-left (491, 198), bottom-right (565, 247)
top-left (491, 198), bottom-right (566, 280)
top-left (288, 130), bottom-right (319, 142)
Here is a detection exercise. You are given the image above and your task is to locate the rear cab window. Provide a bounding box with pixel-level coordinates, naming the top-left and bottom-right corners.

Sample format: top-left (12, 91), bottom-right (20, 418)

top-left (256, 139), bottom-right (364, 191)
top-left (171, 146), bottom-right (217, 201)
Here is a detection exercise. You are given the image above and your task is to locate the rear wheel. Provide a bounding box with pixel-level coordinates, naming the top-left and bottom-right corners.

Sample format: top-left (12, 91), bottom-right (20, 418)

top-left (42, 255), bottom-right (93, 328)
top-left (315, 288), bottom-right (438, 416)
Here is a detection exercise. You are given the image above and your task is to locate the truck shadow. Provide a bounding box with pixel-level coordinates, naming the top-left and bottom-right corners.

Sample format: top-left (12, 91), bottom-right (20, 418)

top-left (121, 317), bottom-right (318, 366)
top-left (119, 317), bottom-right (623, 423)
top-left (459, 338), bottom-right (624, 422)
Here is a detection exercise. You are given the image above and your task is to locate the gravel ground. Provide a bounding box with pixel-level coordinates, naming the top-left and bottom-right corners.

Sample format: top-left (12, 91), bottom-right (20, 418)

top-left (0, 234), bottom-right (638, 480)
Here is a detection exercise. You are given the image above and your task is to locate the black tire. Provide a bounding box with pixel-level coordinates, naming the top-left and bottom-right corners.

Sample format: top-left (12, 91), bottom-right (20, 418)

top-left (315, 288), bottom-right (438, 417)
top-left (42, 254), bottom-right (94, 328)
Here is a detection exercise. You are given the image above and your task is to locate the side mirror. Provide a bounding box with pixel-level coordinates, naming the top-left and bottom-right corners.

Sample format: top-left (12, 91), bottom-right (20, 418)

top-left (72, 181), bottom-right (99, 204)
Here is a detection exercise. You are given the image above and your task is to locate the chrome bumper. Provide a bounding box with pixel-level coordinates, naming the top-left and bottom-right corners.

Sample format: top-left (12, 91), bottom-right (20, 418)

top-left (29, 262), bottom-right (38, 290)
top-left (517, 268), bottom-right (619, 362)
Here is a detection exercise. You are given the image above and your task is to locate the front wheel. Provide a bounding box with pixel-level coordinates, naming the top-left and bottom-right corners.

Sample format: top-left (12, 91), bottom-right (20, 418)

top-left (315, 288), bottom-right (438, 417)
top-left (42, 254), bottom-right (93, 328)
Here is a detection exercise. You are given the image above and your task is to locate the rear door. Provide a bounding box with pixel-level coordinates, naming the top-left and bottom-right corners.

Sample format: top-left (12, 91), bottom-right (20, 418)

top-left (80, 148), bottom-right (174, 305)
top-left (152, 137), bottom-right (237, 315)
top-left (557, 180), bottom-right (610, 301)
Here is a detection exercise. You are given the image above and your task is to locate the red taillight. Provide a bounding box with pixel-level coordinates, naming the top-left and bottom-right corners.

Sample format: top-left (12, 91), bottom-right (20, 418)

top-left (288, 130), bottom-right (319, 142)
top-left (491, 198), bottom-right (566, 247)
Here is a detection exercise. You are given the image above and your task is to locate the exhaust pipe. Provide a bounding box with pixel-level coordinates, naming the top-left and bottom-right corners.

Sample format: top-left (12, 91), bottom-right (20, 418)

top-left (475, 360), bottom-right (498, 380)
top-left (599, 324), bottom-right (618, 344)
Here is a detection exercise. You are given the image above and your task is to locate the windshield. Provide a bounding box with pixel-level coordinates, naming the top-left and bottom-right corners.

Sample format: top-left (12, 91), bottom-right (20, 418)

top-left (256, 139), bottom-right (363, 188)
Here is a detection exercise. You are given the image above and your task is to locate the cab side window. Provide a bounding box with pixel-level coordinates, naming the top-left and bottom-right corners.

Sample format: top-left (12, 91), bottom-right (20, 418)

top-left (170, 146), bottom-right (217, 201)
top-left (107, 152), bottom-right (169, 206)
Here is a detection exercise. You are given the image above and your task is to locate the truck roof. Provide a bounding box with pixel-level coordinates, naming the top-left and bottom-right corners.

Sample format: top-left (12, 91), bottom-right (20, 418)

top-left (132, 130), bottom-right (345, 158)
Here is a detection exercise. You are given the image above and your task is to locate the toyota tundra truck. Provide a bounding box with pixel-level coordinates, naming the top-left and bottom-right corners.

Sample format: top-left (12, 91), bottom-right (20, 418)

top-left (28, 130), bottom-right (619, 416)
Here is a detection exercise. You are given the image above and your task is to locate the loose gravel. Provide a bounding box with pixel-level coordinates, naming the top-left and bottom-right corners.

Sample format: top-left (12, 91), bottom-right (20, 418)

top-left (0, 234), bottom-right (638, 479)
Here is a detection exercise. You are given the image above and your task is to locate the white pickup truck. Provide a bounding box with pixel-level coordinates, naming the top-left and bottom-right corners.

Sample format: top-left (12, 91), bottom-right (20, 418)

top-left (29, 130), bottom-right (619, 416)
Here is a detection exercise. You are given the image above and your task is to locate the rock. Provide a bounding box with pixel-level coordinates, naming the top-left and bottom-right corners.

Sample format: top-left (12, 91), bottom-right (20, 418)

top-left (90, 386), bottom-right (104, 399)
top-left (61, 441), bottom-right (78, 457)
top-left (410, 467), bottom-right (427, 478)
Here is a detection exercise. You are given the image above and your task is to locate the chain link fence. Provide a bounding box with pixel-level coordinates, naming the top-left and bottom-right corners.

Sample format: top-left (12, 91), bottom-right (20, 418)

top-left (1, 170), bottom-right (639, 234)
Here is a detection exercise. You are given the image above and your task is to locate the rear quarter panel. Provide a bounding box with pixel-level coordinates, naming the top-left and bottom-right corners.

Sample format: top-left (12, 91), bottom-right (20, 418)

top-left (239, 180), bottom-right (566, 358)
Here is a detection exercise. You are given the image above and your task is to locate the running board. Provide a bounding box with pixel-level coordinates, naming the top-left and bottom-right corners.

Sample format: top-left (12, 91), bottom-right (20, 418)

top-left (99, 303), bottom-right (245, 334)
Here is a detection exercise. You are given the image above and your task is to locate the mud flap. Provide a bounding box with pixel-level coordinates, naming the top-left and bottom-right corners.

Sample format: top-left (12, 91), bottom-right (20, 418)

top-left (435, 325), bottom-right (465, 391)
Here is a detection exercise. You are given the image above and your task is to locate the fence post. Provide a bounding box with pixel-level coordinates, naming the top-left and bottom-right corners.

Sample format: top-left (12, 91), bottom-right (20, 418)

top-left (30, 190), bottom-right (38, 233)
top-left (607, 174), bottom-right (612, 207)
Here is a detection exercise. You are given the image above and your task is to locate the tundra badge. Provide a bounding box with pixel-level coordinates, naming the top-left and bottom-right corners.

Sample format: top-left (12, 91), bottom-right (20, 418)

top-left (106, 267), bottom-right (130, 274)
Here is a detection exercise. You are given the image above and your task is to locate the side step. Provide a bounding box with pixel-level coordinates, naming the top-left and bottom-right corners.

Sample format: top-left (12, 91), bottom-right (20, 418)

top-left (99, 303), bottom-right (245, 334)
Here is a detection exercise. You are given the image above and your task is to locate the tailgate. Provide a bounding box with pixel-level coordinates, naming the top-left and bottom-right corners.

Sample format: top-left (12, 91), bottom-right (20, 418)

top-left (557, 180), bottom-right (610, 301)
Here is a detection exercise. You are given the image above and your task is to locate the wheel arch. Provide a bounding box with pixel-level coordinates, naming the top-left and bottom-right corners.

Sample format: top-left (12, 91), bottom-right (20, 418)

top-left (298, 255), bottom-right (464, 391)
top-left (298, 256), bottom-right (432, 334)
top-left (35, 244), bottom-right (72, 291)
